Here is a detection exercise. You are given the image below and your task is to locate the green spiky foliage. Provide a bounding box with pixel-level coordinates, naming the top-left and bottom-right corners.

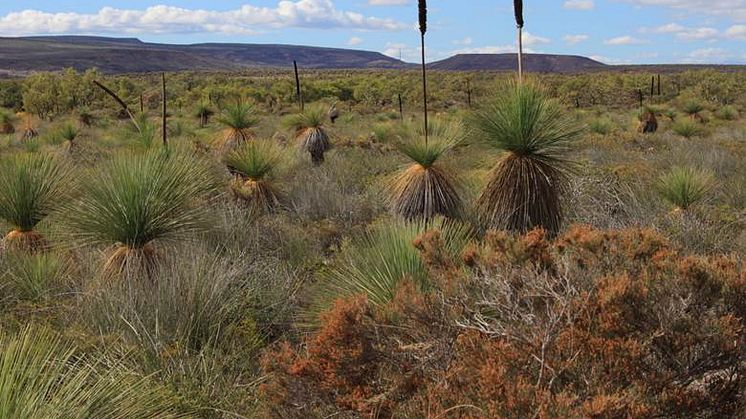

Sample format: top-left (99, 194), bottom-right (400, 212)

top-left (0, 326), bottom-right (186, 418)
top-left (388, 123), bottom-right (463, 221)
top-left (671, 119), bottom-right (704, 139)
top-left (195, 102), bottom-right (214, 127)
top-left (471, 81), bottom-right (583, 235)
top-left (2, 252), bottom-right (68, 302)
top-left (0, 110), bottom-right (14, 134)
top-left (58, 123), bottom-right (79, 150)
top-left (215, 102), bottom-right (260, 153)
top-left (589, 117), bottom-right (614, 135)
top-left (224, 141), bottom-right (283, 211)
top-left (78, 108), bottom-right (93, 127)
top-left (0, 153), bottom-right (72, 252)
top-left (658, 166), bottom-right (714, 211)
top-left (717, 105), bottom-right (739, 121)
top-left (683, 101), bottom-right (706, 123)
top-left (285, 107), bottom-right (330, 165)
top-left (63, 151), bottom-right (218, 278)
top-left (308, 218), bottom-right (472, 318)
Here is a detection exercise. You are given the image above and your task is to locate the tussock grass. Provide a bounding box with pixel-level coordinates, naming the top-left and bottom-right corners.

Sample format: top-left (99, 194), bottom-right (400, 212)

top-left (658, 166), bottom-right (714, 211)
top-left (0, 326), bottom-right (187, 418)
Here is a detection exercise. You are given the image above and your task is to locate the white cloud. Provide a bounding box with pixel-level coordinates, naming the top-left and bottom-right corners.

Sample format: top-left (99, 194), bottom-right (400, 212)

top-left (347, 36), bottom-right (363, 46)
top-left (604, 35), bottom-right (649, 45)
top-left (620, 1), bottom-right (746, 21)
top-left (368, 0), bottom-right (409, 4)
top-left (452, 37), bottom-right (473, 46)
top-left (563, 0), bottom-right (595, 10)
top-left (683, 47), bottom-right (731, 63)
top-left (0, 1), bottom-right (408, 36)
top-left (523, 32), bottom-right (551, 45)
top-left (641, 23), bottom-right (718, 40)
top-left (643, 23), bottom-right (685, 34)
top-left (725, 24), bottom-right (746, 39)
top-left (563, 34), bottom-right (589, 44)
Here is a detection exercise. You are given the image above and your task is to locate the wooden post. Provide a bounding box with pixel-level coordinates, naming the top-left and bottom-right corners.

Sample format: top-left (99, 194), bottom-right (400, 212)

top-left (140, 94), bottom-right (144, 114)
top-left (651, 76), bottom-right (655, 96)
top-left (162, 73), bottom-right (167, 147)
top-left (638, 89), bottom-right (643, 108)
top-left (398, 93), bottom-right (404, 121)
top-left (657, 74), bottom-right (661, 96)
top-left (293, 60), bottom-right (303, 111)
top-left (466, 78), bottom-right (472, 108)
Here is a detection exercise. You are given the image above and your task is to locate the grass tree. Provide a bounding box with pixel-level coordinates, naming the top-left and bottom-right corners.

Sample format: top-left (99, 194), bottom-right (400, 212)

top-left (0, 326), bottom-right (185, 418)
top-left (63, 151), bottom-right (218, 278)
top-left (215, 102), bottom-right (259, 154)
top-left (472, 81), bottom-right (583, 235)
top-left (388, 122), bottom-right (463, 221)
top-left (658, 166), bottom-right (714, 213)
top-left (0, 153), bottom-right (72, 252)
top-left (683, 101), bottom-right (705, 122)
top-left (58, 123), bottom-right (79, 151)
top-left (285, 106), bottom-right (331, 165)
top-left (225, 140), bottom-right (283, 212)
top-left (195, 102), bottom-right (214, 128)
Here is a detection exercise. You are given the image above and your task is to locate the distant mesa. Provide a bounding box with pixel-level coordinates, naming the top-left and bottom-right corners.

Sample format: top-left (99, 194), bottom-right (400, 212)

top-left (428, 53), bottom-right (607, 72)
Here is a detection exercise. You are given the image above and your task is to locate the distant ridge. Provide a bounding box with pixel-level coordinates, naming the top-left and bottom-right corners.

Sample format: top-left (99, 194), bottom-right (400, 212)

top-left (429, 53), bottom-right (607, 73)
top-left (5, 36), bottom-right (737, 76)
top-left (0, 36), bottom-right (410, 74)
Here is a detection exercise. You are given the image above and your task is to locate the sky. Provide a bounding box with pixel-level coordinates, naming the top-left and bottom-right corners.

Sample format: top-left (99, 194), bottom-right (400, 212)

top-left (1, 0), bottom-right (746, 65)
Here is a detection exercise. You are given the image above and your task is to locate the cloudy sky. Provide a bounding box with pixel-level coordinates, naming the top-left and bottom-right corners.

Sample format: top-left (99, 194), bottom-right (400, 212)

top-left (1, 0), bottom-right (746, 64)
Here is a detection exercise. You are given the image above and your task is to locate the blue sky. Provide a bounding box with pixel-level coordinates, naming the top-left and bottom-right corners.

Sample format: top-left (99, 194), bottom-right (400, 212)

top-left (1, 0), bottom-right (745, 64)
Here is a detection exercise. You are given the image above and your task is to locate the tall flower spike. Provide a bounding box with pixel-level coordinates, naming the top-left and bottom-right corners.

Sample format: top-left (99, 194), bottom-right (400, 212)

top-left (418, 0), bottom-right (427, 35)
top-left (514, 0), bottom-right (524, 28)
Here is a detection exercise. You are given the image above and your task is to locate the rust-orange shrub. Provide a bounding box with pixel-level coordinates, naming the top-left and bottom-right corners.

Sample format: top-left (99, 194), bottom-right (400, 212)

top-left (259, 225), bottom-right (746, 417)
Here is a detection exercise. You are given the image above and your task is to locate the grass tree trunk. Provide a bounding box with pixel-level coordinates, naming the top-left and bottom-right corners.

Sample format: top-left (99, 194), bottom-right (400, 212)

top-left (162, 73), bottom-right (167, 147)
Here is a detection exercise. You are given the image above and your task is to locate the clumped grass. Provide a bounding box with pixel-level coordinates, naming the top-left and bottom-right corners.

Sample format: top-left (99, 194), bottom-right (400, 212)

top-left (658, 166), bottom-right (714, 211)
top-left (1, 252), bottom-right (69, 302)
top-left (0, 326), bottom-right (187, 418)
top-left (0, 110), bottom-right (14, 134)
top-left (215, 102), bottom-right (260, 153)
top-left (0, 153), bottom-right (72, 251)
top-left (63, 150), bottom-right (218, 278)
top-left (683, 101), bottom-right (704, 116)
top-left (717, 105), bottom-right (739, 121)
top-left (285, 106), bottom-right (330, 165)
top-left (225, 141), bottom-right (284, 211)
top-left (671, 119), bottom-right (704, 139)
top-left (471, 81), bottom-right (583, 235)
top-left (308, 218), bottom-right (472, 316)
top-left (589, 117), bottom-right (614, 135)
top-left (388, 123), bottom-right (463, 221)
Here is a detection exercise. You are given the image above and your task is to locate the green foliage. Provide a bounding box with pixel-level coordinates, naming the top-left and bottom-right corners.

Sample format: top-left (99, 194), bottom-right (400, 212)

top-left (471, 81), bottom-right (583, 166)
top-left (717, 105), bottom-right (739, 121)
top-left (1, 252), bottom-right (68, 302)
top-left (284, 106), bottom-right (326, 132)
top-left (658, 166), bottom-right (714, 210)
top-left (64, 151), bottom-right (218, 249)
top-left (0, 153), bottom-right (72, 232)
top-left (310, 219), bottom-right (472, 314)
top-left (216, 102), bottom-right (259, 130)
top-left (0, 326), bottom-right (186, 418)
top-left (671, 119), bottom-right (704, 138)
top-left (395, 125), bottom-right (461, 169)
top-left (225, 140), bottom-right (283, 180)
top-left (58, 123), bottom-right (78, 142)
top-left (682, 100), bottom-right (704, 116)
top-left (588, 117), bottom-right (614, 135)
